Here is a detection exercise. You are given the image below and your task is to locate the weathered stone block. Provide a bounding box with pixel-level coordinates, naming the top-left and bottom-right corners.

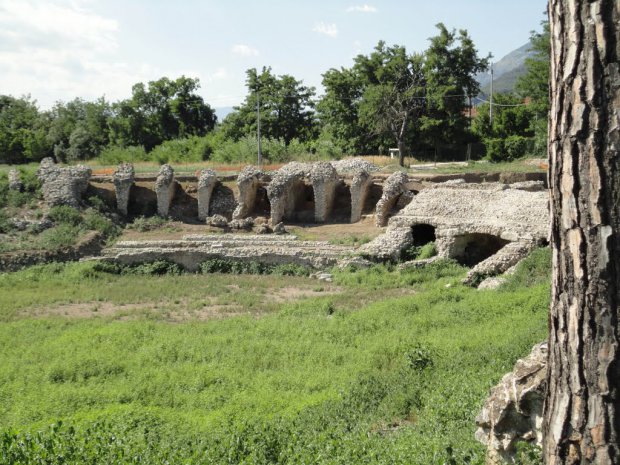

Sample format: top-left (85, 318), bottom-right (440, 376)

top-left (112, 163), bottom-right (134, 215)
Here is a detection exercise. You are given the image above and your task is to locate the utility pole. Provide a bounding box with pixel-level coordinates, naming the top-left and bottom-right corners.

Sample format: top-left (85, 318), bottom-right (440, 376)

top-left (489, 62), bottom-right (494, 124)
top-left (256, 85), bottom-right (262, 167)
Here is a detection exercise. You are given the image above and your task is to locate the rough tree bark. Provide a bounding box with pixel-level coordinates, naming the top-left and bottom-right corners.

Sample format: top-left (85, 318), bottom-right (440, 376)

top-left (544, 1), bottom-right (620, 464)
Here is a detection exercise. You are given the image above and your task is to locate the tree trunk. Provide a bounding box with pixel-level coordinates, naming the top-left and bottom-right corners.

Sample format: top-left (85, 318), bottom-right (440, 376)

top-left (397, 139), bottom-right (406, 167)
top-left (544, 1), bottom-right (620, 464)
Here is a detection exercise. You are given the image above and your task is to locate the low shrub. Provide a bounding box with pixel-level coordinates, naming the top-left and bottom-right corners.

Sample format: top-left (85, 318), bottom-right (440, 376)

top-left (485, 136), bottom-right (535, 162)
top-left (97, 146), bottom-right (149, 165)
top-left (401, 242), bottom-right (438, 261)
top-left (129, 216), bottom-right (168, 232)
top-left (48, 205), bottom-right (83, 226)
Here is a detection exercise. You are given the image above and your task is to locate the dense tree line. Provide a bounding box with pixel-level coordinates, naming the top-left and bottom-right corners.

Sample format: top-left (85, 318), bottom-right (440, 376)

top-left (0, 23), bottom-right (548, 166)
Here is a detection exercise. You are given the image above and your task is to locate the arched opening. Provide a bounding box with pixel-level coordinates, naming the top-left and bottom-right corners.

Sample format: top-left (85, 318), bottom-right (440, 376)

top-left (364, 182), bottom-right (383, 214)
top-left (250, 186), bottom-right (271, 219)
top-left (452, 233), bottom-right (510, 267)
top-left (331, 180), bottom-right (352, 222)
top-left (292, 183), bottom-right (315, 222)
top-left (170, 182), bottom-right (199, 222)
top-left (411, 224), bottom-right (436, 246)
top-left (128, 182), bottom-right (158, 217)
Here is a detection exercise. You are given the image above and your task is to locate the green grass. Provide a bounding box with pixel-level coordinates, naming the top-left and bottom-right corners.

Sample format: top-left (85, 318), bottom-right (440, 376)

top-left (0, 251), bottom-right (551, 464)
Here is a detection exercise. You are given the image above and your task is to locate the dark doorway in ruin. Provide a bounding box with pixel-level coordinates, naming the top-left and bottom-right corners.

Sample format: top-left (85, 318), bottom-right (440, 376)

top-left (452, 233), bottom-right (509, 267)
top-left (363, 182), bottom-right (383, 214)
top-left (170, 182), bottom-right (199, 222)
top-left (128, 182), bottom-right (158, 217)
top-left (292, 183), bottom-right (315, 222)
top-left (411, 224), bottom-right (436, 246)
top-left (251, 186), bottom-right (271, 218)
top-left (331, 181), bottom-right (352, 222)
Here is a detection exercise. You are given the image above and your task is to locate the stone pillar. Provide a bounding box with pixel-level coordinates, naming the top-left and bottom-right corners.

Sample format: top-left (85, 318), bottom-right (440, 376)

top-left (375, 171), bottom-right (408, 227)
top-left (112, 163), bottom-right (134, 216)
top-left (37, 157), bottom-right (91, 207)
top-left (349, 168), bottom-right (372, 223)
top-left (154, 164), bottom-right (175, 217)
top-left (232, 166), bottom-right (262, 220)
top-left (8, 168), bottom-right (23, 192)
top-left (197, 169), bottom-right (218, 221)
top-left (310, 162), bottom-right (338, 223)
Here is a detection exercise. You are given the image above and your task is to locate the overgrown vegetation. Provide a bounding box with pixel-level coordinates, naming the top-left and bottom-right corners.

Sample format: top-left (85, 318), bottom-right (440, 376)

top-left (0, 250), bottom-right (551, 463)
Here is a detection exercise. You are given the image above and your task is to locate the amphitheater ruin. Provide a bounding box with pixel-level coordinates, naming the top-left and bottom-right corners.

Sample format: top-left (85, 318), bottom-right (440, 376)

top-left (30, 157), bottom-right (550, 285)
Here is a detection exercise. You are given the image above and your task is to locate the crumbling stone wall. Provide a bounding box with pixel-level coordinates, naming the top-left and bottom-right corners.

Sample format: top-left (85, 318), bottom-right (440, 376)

top-left (112, 163), bottom-right (134, 215)
top-left (100, 233), bottom-right (353, 271)
top-left (8, 168), bottom-right (23, 191)
top-left (37, 157), bottom-right (91, 207)
top-left (476, 342), bottom-right (547, 464)
top-left (362, 182), bottom-right (549, 274)
top-left (233, 166), bottom-right (263, 220)
top-left (310, 162), bottom-right (338, 222)
top-left (375, 171), bottom-right (409, 227)
top-left (197, 169), bottom-right (218, 221)
top-left (154, 164), bottom-right (175, 217)
top-left (267, 162), bottom-right (310, 225)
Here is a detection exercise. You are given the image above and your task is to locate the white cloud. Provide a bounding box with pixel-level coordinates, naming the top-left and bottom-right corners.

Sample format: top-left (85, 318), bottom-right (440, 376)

top-left (312, 21), bottom-right (338, 38)
top-left (0, 0), bottom-right (153, 107)
top-left (346, 4), bottom-right (377, 13)
top-left (213, 67), bottom-right (228, 79)
top-left (231, 44), bottom-right (260, 57)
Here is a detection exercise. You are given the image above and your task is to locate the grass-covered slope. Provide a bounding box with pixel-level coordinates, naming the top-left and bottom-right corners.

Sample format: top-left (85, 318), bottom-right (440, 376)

top-left (0, 250), bottom-right (551, 464)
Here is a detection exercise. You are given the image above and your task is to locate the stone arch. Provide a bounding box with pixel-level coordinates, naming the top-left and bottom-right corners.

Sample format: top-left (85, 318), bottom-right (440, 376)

top-left (451, 233), bottom-right (510, 267)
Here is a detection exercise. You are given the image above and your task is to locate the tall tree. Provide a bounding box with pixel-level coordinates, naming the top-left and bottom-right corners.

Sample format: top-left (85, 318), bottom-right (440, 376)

top-left (516, 20), bottom-right (551, 157)
top-left (544, 1), bottom-right (620, 464)
top-left (0, 95), bottom-right (51, 164)
top-left (47, 97), bottom-right (112, 161)
top-left (319, 24), bottom-right (487, 164)
top-left (356, 42), bottom-right (427, 167)
top-left (222, 67), bottom-right (316, 144)
top-left (109, 76), bottom-right (216, 151)
top-left (420, 24), bottom-right (488, 157)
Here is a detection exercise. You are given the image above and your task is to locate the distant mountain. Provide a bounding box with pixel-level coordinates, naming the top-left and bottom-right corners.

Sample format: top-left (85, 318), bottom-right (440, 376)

top-left (477, 42), bottom-right (535, 97)
top-left (214, 106), bottom-right (235, 122)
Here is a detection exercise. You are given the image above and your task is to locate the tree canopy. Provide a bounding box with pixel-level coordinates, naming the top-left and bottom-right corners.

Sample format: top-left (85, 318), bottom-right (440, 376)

top-left (319, 24), bottom-right (488, 165)
top-left (221, 67), bottom-right (317, 145)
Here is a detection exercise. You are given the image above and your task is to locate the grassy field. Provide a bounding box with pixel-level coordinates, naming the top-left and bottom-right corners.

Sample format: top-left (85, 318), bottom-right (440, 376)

top-left (0, 250), bottom-right (551, 464)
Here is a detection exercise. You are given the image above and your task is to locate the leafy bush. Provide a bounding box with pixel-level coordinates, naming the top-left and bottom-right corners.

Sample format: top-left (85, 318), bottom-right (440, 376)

top-left (149, 136), bottom-right (211, 164)
top-left (48, 205), bottom-right (83, 226)
top-left (83, 209), bottom-right (119, 238)
top-left (402, 242), bottom-right (438, 261)
top-left (97, 145), bottom-right (149, 165)
top-left (37, 223), bottom-right (83, 250)
top-left (129, 215), bottom-right (168, 232)
top-left (0, 209), bottom-right (13, 233)
top-left (485, 136), bottom-right (535, 162)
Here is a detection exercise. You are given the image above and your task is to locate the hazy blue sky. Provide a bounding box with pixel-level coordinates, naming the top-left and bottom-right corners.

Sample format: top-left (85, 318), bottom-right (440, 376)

top-left (0, 0), bottom-right (548, 109)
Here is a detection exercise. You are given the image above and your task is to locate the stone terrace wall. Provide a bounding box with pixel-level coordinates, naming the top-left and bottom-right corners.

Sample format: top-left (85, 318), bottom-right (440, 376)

top-left (100, 234), bottom-right (352, 271)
